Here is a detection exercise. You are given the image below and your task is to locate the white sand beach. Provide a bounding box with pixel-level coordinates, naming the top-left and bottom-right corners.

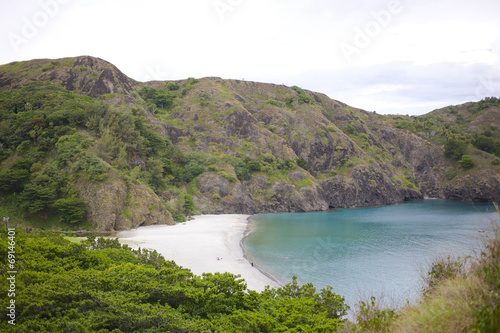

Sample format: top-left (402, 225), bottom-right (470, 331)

top-left (116, 214), bottom-right (281, 292)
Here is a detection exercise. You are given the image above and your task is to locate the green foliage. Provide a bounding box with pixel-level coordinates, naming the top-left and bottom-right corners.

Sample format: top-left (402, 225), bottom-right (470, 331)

top-left (165, 81), bottom-right (179, 91)
top-left (473, 135), bottom-right (500, 156)
top-left (444, 138), bottom-right (467, 160)
top-left (72, 152), bottom-right (109, 182)
top-left (296, 156), bottom-right (307, 169)
top-left (55, 133), bottom-right (91, 167)
top-left (459, 154), bottom-right (475, 170)
top-left (139, 86), bottom-right (173, 110)
top-left (0, 159), bottom-right (32, 192)
top-left (145, 158), bottom-right (167, 193)
top-left (467, 96), bottom-right (500, 113)
top-left (343, 124), bottom-right (359, 136)
top-left (353, 296), bottom-right (397, 332)
top-left (422, 255), bottom-right (465, 297)
top-left (182, 194), bottom-right (195, 216)
top-left (266, 98), bottom-right (285, 107)
top-left (291, 85), bottom-right (314, 104)
top-left (198, 91), bottom-right (211, 106)
top-left (247, 160), bottom-right (262, 172)
top-left (0, 231), bottom-right (349, 332)
top-left (184, 160), bottom-right (206, 183)
top-left (53, 197), bottom-right (87, 224)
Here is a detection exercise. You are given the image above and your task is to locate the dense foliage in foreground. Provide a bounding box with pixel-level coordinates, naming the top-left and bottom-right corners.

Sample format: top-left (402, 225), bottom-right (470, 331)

top-left (0, 230), bottom-right (348, 332)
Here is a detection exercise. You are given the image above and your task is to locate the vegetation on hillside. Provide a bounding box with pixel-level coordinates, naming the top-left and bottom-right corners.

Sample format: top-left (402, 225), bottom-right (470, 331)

top-left (0, 56), bottom-right (499, 228)
top-left (390, 97), bottom-right (500, 173)
top-left (0, 81), bottom-right (207, 226)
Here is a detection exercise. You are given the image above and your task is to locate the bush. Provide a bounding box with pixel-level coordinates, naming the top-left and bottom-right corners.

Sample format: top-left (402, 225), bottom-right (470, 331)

top-left (296, 157), bottom-right (307, 169)
top-left (291, 86), bottom-right (314, 104)
top-left (0, 160), bottom-right (32, 192)
top-left (53, 197), bottom-right (87, 224)
top-left (353, 296), bottom-right (397, 332)
top-left (165, 82), bottom-right (179, 91)
top-left (444, 139), bottom-right (467, 160)
top-left (343, 124), bottom-right (359, 136)
top-left (184, 161), bottom-right (205, 182)
top-left (459, 155), bottom-right (475, 170)
top-left (55, 133), bottom-right (91, 167)
top-left (422, 255), bottom-right (465, 296)
top-left (72, 152), bottom-right (109, 182)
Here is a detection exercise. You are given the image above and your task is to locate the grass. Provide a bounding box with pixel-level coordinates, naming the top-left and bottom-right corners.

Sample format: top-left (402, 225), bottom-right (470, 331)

top-left (0, 197), bottom-right (93, 231)
top-left (63, 236), bottom-right (87, 244)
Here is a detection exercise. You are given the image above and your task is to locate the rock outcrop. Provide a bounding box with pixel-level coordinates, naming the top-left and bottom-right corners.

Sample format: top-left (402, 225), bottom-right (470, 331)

top-left (75, 170), bottom-right (174, 232)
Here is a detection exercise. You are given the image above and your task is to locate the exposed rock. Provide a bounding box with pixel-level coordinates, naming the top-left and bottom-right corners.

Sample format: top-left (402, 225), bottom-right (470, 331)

top-left (75, 170), bottom-right (174, 232)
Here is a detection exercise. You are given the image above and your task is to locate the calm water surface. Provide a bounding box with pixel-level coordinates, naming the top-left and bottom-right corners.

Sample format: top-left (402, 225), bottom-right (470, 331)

top-left (243, 200), bottom-right (499, 308)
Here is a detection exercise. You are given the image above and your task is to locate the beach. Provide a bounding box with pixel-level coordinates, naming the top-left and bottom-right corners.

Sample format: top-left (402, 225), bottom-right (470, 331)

top-left (116, 214), bottom-right (281, 292)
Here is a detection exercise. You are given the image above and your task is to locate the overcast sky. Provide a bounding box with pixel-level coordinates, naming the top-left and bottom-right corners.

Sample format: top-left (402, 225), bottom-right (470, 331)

top-left (1, 0), bottom-right (499, 115)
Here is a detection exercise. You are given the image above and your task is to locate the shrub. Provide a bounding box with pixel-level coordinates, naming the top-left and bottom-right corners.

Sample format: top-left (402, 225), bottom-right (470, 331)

top-left (422, 255), bottom-right (465, 296)
top-left (460, 155), bottom-right (475, 170)
top-left (296, 157), bottom-right (307, 169)
top-left (354, 296), bottom-right (397, 332)
top-left (327, 126), bottom-right (336, 132)
top-left (165, 82), bottom-right (179, 91)
top-left (247, 160), bottom-right (261, 172)
top-left (207, 165), bottom-right (218, 172)
top-left (343, 124), bottom-right (359, 136)
top-left (183, 194), bottom-right (195, 216)
top-left (72, 152), bottom-right (109, 182)
top-left (266, 98), bottom-right (285, 107)
top-left (445, 138), bottom-right (467, 160)
top-left (53, 197), bottom-right (87, 224)
top-left (291, 86), bottom-right (313, 104)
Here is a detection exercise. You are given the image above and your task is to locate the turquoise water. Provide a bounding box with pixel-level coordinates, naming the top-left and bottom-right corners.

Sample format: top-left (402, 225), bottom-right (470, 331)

top-left (243, 200), bottom-right (499, 308)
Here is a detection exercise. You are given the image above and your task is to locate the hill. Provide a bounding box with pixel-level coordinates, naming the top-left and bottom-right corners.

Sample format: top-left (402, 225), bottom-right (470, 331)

top-left (0, 56), bottom-right (499, 231)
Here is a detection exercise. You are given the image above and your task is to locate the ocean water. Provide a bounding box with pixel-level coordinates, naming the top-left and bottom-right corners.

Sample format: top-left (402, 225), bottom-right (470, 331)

top-left (243, 200), bottom-right (499, 308)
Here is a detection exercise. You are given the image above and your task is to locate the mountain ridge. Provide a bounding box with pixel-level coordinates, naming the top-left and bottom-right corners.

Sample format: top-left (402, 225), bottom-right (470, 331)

top-left (0, 56), bottom-right (499, 231)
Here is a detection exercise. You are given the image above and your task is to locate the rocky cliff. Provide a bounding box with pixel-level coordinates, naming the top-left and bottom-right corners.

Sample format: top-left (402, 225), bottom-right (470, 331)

top-left (0, 56), bottom-right (499, 230)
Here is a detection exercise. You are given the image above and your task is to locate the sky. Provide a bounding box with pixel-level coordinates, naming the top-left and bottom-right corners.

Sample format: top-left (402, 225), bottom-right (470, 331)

top-left (1, 0), bottom-right (499, 115)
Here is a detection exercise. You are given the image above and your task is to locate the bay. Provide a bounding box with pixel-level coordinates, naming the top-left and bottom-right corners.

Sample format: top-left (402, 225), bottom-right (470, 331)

top-left (243, 200), bottom-right (499, 308)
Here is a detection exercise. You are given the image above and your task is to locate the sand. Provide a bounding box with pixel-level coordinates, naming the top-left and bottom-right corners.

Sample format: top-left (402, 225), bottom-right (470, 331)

top-left (116, 214), bottom-right (281, 292)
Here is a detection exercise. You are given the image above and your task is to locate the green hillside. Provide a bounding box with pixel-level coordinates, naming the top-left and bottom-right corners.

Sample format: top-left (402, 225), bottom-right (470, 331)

top-left (0, 56), bottom-right (499, 231)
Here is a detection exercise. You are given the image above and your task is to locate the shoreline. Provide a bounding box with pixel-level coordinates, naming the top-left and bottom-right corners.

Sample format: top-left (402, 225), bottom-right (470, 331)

top-left (116, 214), bottom-right (281, 292)
top-left (241, 215), bottom-right (284, 287)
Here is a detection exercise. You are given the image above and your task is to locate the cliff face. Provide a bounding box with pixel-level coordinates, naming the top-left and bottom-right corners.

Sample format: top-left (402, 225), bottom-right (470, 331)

top-left (0, 56), bottom-right (499, 230)
top-left (0, 56), bottom-right (138, 105)
top-left (159, 77), bottom-right (499, 212)
top-left (74, 169), bottom-right (174, 232)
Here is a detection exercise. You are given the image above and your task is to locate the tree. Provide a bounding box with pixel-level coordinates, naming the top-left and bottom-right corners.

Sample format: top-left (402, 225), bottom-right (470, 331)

top-left (183, 194), bottom-right (195, 216)
top-left (53, 197), bottom-right (87, 224)
top-left (444, 138), bottom-right (467, 160)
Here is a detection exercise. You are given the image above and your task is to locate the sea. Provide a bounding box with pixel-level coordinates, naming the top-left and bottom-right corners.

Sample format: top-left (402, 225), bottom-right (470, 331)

top-left (242, 200), bottom-right (499, 309)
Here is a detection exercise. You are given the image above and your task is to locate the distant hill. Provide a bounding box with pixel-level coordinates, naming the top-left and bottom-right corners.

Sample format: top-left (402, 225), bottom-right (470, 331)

top-left (0, 56), bottom-right (499, 231)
